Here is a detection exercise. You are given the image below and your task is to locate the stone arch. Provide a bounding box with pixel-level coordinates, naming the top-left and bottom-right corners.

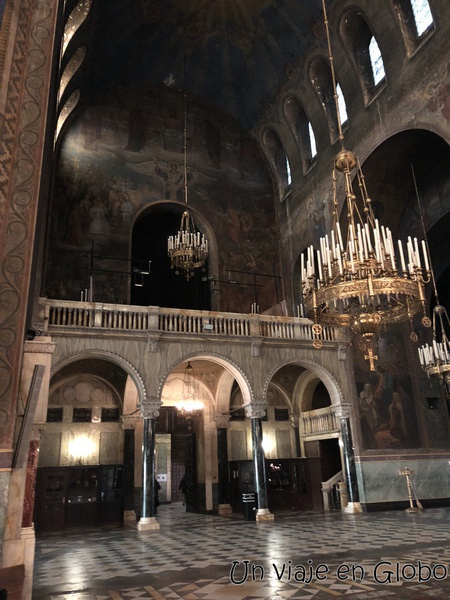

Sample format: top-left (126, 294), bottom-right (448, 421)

top-left (292, 370), bottom-right (331, 414)
top-left (158, 352), bottom-right (253, 409)
top-left (263, 357), bottom-right (344, 411)
top-left (215, 369), bottom-right (236, 415)
top-left (51, 348), bottom-right (148, 405)
top-left (161, 371), bottom-right (216, 413)
top-left (267, 381), bottom-right (293, 413)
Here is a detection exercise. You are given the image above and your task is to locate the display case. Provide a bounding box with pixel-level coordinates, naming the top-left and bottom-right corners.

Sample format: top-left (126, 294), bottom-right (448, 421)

top-left (97, 465), bottom-right (123, 524)
top-left (35, 465), bottom-right (123, 532)
top-left (66, 467), bottom-right (98, 528)
top-left (229, 458), bottom-right (323, 514)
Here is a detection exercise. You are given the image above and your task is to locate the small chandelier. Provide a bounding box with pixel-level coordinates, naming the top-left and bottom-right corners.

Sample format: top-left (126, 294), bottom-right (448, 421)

top-left (413, 168), bottom-right (450, 386)
top-left (419, 304), bottom-right (450, 386)
top-left (168, 210), bottom-right (208, 281)
top-left (300, 1), bottom-right (430, 369)
top-left (167, 73), bottom-right (208, 280)
top-left (177, 362), bottom-right (204, 418)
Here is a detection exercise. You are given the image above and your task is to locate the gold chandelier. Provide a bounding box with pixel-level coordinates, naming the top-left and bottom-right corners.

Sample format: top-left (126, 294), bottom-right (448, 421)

top-left (177, 362), bottom-right (204, 418)
top-left (167, 80), bottom-right (208, 281)
top-left (300, 1), bottom-right (430, 366)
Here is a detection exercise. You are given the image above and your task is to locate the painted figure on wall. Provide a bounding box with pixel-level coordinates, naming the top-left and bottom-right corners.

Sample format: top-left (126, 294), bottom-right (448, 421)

top-left (356, 328), bottom-right (421, 450)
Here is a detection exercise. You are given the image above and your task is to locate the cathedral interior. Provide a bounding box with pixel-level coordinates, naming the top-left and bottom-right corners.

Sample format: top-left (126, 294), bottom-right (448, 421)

top-left (1, 0), bottom-right (450, 598)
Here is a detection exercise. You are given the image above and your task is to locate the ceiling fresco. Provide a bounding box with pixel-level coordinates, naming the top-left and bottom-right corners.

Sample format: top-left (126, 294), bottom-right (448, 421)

top-left (69, 0), bottom-right (325, 129)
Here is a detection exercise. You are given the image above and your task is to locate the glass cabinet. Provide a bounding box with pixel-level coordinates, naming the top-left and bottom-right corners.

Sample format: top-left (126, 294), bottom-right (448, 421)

top-left (35, 465), bottom-right (123, 532)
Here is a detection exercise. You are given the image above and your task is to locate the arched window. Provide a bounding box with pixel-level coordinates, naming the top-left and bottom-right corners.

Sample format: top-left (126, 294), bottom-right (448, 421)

top-left (263, 129), bottom-right (291, 199)
top-left (309, 56), bottom-right (345, 143)
top-left (369, 36), bottom-right (385, 86)
top-left (340, 10), bottom-right (386, 104)
top-left (286, 156), bottom-right (292, 187)
top-left (308, 122), bottom-right (317, 159)
top-left (283, 96), bottom-right (317, 174)
top-left (411, 0), bottom-right (433, 37)
top-left (392, 0), bottom-right (434, 56)
top-left (336, 83), bottom-right (348, 125)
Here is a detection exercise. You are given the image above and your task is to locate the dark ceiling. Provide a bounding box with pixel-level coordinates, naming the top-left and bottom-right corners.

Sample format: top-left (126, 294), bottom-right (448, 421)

top-left (71, 0), bottom-right (326, 129)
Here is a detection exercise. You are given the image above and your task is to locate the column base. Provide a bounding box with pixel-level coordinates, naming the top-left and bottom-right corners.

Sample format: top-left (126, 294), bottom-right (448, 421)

top-left (123, 510), bottom-right (137, 528)
top-left (217, 503), bottom-right (233, 515)
top-left (123, 510), bottom-right (137, 522)
top-left (256, 508), bottom-right (274, 522)
top-left (343, 502), bottom-right (363, 514)
top-left (137, 517), bottom-right (160, 531)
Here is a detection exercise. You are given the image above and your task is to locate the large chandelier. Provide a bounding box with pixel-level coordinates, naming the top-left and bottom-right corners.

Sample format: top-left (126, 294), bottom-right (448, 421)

top-left (167, 82), bottom-right (208, 280)
top-left (300, 0), bottom-right (430, 367)
top-left (177, 362), bottom-right (204, 418)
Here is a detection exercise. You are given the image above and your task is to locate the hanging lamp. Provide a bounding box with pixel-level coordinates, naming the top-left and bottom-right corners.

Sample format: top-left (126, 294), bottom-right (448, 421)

top-left (413, 167), bottom-right (450, 386)
top-left (177, 362), bottom-right (204, 417)
top-left (167, 62), bottom-right (208, 281)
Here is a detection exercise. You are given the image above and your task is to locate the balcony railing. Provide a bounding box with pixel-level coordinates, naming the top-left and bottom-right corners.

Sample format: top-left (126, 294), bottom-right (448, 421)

top-left (42, 299), bottom-right (342, 343)
top-left (300, 406), bottom-right (340, 436)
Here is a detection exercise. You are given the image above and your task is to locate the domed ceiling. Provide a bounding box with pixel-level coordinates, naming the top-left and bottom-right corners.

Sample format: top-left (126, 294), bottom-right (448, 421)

top-left (64, 0), bottom-right (326, 130)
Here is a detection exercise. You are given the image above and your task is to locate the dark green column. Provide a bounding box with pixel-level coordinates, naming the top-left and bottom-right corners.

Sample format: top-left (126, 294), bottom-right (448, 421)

top-left (245, 400), bottom-right (274, 522)
top-left (137, 399), bottom-right (161, 531)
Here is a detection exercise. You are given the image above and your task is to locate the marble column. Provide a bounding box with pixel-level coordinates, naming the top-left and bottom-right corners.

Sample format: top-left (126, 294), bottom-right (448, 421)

top-left (215, 414), bottom-right (232, 515)
top-left (137, 400), bottom-right (160, 531)
top-left (121, 415), bottom-right (140, 523)
top-left (340, 416), bottom-right (362, 513)
top-left (245, 401), bottom-right (274, 522)
top-left (290, 415), bottom-right (302, 457)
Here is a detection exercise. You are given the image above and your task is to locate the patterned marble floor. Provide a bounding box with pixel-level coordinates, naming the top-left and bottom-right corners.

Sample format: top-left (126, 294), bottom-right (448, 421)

top-left (33, 503), bottom-right (450, 599)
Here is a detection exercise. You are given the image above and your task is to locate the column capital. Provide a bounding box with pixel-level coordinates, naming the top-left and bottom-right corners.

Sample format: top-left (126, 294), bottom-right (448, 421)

top-left (244, 400), bottom-right (266, 419)
top-left (337, 405), bottom-right (351, 419)
top-left (31, 423), bottom-right (46, 440)
top-left (290, 414), bottom-right (300, 428)
top-left (121, 414), bottom-right (141, 429)
top-left (214, 414), bottom-right (230, 428)
top-left (23, 336), bottom-right (56, 354)
top-left (138, 398), bottom-right (161, 419)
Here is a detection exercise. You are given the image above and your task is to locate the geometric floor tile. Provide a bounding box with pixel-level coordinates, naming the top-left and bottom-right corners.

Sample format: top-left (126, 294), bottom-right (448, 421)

top-left (33, 503), bottom-right (450, 600)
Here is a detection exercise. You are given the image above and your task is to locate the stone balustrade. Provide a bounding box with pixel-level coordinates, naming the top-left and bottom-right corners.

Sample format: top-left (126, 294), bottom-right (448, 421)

top-left (301, 406), bottom-right (340, 436)
top-left (42, 299), bottom-right (342, 343)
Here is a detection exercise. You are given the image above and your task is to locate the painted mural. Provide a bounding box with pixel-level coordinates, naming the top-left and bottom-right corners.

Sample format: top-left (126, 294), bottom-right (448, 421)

top-left (45, 87), bottom-right (278, 312)
top-left (355, 327), bottom-right (421, 450)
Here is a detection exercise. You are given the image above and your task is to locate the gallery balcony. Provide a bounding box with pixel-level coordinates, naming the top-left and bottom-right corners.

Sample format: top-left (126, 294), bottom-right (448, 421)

top-left (39, 299), bottom-right (345, 347)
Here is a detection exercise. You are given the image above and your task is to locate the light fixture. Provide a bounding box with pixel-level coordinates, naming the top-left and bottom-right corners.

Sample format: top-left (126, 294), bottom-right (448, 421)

top-left (413, 168), bottom-right (450, 386)
top-left (167, 63), bottom-right (208, 281)
top-left (300, 0), bottom-right (431, 369)
top-left (177, 362), bottom-right (204, 417)
top-left (68, 433), bottom-right (96, 464)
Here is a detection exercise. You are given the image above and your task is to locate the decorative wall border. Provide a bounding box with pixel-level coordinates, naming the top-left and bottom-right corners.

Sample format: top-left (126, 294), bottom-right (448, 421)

top-left (0, 0), bottom-right (59, 452)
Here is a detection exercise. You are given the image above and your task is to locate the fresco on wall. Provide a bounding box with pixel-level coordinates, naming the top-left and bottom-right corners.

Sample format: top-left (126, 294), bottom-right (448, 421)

top-left (45, 88), bottom-right (278, 312)
top-left (354, 328), bottom-right (421, 450)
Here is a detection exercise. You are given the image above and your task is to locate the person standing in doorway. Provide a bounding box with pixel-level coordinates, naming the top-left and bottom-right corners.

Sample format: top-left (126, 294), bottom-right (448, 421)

top-left (179, 474), bottom-right (187, 506)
